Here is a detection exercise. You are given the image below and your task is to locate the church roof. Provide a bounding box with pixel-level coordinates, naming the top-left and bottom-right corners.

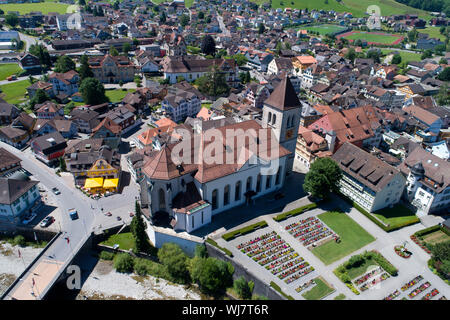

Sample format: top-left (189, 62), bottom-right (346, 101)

top-left (264, 75), bottom-right (301, 111)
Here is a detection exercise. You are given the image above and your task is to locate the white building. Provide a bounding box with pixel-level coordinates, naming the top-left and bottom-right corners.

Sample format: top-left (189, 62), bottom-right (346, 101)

top-left (161, 86), bottom-right (201, 122)
top-left (332, 142), bottom-right (406, 213)
top-left (401, 147), bottom-right (450, 216)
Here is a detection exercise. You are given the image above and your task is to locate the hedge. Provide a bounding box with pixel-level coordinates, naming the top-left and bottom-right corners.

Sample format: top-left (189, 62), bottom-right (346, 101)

top-left (414, 225), bottom-right (440, 238)
top-left (205, 238), bottom-right (233, 257)
top-left (273, 203), bottom-right (318, 222)
top-left (269, 281), bottom-right (294, 300)
top-left (368, 251), bottom-right (398, 276)
top-left (222, 221), bottom-right (268, 241)
top-left (340, 193), bottom-right (419, 232)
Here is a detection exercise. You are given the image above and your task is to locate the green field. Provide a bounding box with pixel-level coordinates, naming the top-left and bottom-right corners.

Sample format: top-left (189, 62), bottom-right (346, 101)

top-left (251, 0), bottom-right (431, 19)
top-left (311, 211), bottom-right (376, 265)
top-left (343, 32), bottom-right (402, 44)
top-left (100, 232), bottom-right (134, 251)
top-left (418, 26), bottom-right (447, 42)
top-left (0, 80), bottom-right (29, 105)
top-left (105, 89), bottom-right (136, 103)
top-left (372, 204), bottom-right (418, 228)
top-left (0, 63), bottom-right (22, 81)
top-left (0, 1), bottom-right (72, 15)
top-left (300, 24), bottom-right (348, 36)
top-left (381, 49), bottom-right (422, 64)
top-left (302, 277), bottom-right (335, 300)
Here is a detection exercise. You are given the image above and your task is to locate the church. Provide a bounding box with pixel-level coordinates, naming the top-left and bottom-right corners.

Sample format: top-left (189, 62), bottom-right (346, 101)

top-left (139, 76), bottom-right (302, 233)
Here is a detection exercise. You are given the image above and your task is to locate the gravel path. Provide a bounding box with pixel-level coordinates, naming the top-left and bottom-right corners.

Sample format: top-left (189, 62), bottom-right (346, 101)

top-left (75, 255), bottom-right (202, 300)
top-left (0, 242), bottom-right (42, 296)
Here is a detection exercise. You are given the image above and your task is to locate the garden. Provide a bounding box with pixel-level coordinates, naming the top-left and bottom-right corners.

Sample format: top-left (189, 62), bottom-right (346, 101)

top-left (310, 211), bottom-right (375, 265)
top-left (382, 275), bottom-right (447, 300)
top-left (334, 251), bottom-right (397, 295)
top-left (285, 216), bottom-right (337, 248)
top-left (300, 277), bottom-right (335, 300)
top-left (236, 231), bottom-right (314, 285)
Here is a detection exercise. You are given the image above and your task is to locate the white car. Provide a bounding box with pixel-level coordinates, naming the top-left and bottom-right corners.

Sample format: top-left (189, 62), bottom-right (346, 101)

top-left (129, 141), bottom-right (137, 148)
top-left (22, 213), bottom-right (37, 225)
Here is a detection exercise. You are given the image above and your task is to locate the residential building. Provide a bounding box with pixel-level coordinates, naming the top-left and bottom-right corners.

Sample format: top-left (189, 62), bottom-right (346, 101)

top-left (48, 70), bottom-right (80, 97)
top-left (0, 147), bottom-right (22, 178)
top-left (161, 85), bottom-right (201, 122)
top-left (88, 54), bottom-right (136, 84)
top-left (30, 131), bottom-right (67, 165)
top-left (332, 142), bottom-right (406, 213)
top-left (295, 126), bottom-right (331, 169)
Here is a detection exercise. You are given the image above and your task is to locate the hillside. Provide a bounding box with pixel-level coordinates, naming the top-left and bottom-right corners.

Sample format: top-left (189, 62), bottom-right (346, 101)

top-left (252, 0), bottom-right (432, 19)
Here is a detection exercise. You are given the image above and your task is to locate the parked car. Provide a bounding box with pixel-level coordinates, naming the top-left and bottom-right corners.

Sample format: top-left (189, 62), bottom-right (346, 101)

top-left (116, 216), bottom-right (122, 221)
top-left (105, 211), bottom-right (112, 216)
top-left (129, 141), bottom-right (137, 148)
top-left (22, 213), bottom-right (37, 225)
top-left (129, 212), bottom-right (134, 217)
top-left (40, 216), bottom-right (55, 228)
top-left (7, 75), bottom-right (17, 81)
top-left (52, 187), bottom-right (61, 195)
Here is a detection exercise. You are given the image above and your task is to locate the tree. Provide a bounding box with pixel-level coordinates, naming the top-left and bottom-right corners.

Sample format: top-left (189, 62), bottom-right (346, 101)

top-left (275, 41), bottom-right (283, 55)
top-left (79, 0), bottom-right (85, 5)
top-left (79, 77), bottom-right (108, 105)
top-left (29, 44), bottom-right (51, 68)
top-left (188, 256), bottom-right (234, 295)
top-left (109, 46), bottom-right (119, 56)
top-left (431, 241), bottom-right (450, 264)
top-left (421, 49), bottom-right (433, 60)
top-left (180, 14), bottom-right (190, 27)
top-left (198, 11), bottom-right (204, 19)
top-left (439, 57), bottom-right (448, 65)
top-left (130, 201), bottom-right (151, 254)
top-left (303, 158), bottom-right (342, 199)
top-left (391, 54), bottom-right (402, 65)
top-left (407, 28), bottom-right (418, 42)
top-left (28, 75), bottom-right (35, 84)
top-left (284, 42), bottom-right (291, 50)
top-left (157, 243), bottom-right (190, 283)
top-left (5, 14), bottom-right (19, 28)
top-left (79, 55), bottom-right (93, 80)
top-left (233, 276), bottom-right (252, 299)
top-left (258, 23), bottom-right (265, 34)
top-left (132, 38), bottom-right (140, 46)
top-left (195, 244), bottom-right (208, 258)
top-left (232, 53), bottom-right (248, 67)
top-left (54, 55), bottom-right (76, 73)
top-left (201, 35), bottom-right (216, 56)
top-left (30, 89), bottom-right (50, 108)
top-left (122, 42), bottom-right (131, 55)
top-left (366, 49), bottom-right (381, 63)
top-left (345, 48), bottom-right (356, 63)
top-left (160, 11), bottom-right (166, 24)
top-left (196, 65), bottom-right (230, 97)
top-left (438, 67), bottom-right (450, 81)
top-left (59, 157), bottom-right (67, 172)
top-left (113, 0), bottom-right (119, 10)
top-left (434, 44), bottom-right (446, 56)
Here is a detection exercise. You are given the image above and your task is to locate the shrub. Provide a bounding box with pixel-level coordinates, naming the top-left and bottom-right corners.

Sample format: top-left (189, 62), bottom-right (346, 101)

top-left (252, 294), bottom-right (269, 300)
top-left (134, 258), bottom-right (149, 276)
top-left (114, 253), bottom-right (134, 273)
top-left (99, 250), bottom-right (115, 260)
top-left (157, 243), bottom-right (190, 283)
top-left (273, 203), bottom-right (318, 222)
top-left (233, 276), bottom-right (252, 299)
top-left (205, 238), bottom-right (233, 257)
top-left (370, 251), bottom-right (398, 276)
top-left (13, 235), bottom-right (26, 247)
top-left (222, 221), bottom-right (268, 241)
top-left (414, 225), bottom-right (441, 237)
top-left (345, 255), bottom-right (364, 269)
top-left (346, 283), bottom-right (360, 295)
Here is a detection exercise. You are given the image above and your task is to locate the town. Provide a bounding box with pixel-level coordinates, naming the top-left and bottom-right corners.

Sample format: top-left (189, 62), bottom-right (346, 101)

top-left (0, 0), bottom-right (449, 302)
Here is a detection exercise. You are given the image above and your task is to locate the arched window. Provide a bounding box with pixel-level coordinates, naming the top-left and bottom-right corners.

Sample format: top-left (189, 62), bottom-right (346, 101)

top-left (223, 185), bottom-right (230, 206)
top-left (212, 189), bottom-right (218, 210)
top-left (275, 166), bottom-right (282, 185)
top-left (158, 188), bottom-right (166, 211)
top-left (256, 174), bottom-right (261, 192)
top-left (268, 112), bottom-right (272, 124)
top-left (246, 176), bottom-right (252, 191)
top-left (272, 114), bottom-right (277, 125)
top-left (235, 181), bottom-right (241, 201)
top-left (266, 174), bottom-right (272, 190)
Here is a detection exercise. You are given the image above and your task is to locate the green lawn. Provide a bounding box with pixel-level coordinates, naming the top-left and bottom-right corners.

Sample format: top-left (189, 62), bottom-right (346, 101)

top-left (344, 32), bottom-right (403, 45)
top-left (251, 0), bottom-right (431, 19)
top-left (0, 1), bottom-right (72, 15)
top-left (0, 80), bottom-right (29, 105)
top-left (302, 277), bottom-right (335, 300)
top-left (0, 63), bottom-right (22, 81)
top-left (105, 89), bottom-right (136, 103)
top-left (100, 232), bottom-right (134, 251)
top-left (381, 49), bottom-right (422, 64)
top-left (300, 24), bottom-right (348, 36)
top-left (311, 211), bottom-right (375, 265)
top-left (201, 103), bottom-right (212, 109)
top-left (372, 204), bottom-right (418, 228)
top-left (346, 257), bottom-right (379, 279)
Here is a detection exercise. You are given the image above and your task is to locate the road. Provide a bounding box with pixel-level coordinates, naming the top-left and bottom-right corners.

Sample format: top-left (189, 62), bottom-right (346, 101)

top-left (217, 14), bottom-right (231, 37)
